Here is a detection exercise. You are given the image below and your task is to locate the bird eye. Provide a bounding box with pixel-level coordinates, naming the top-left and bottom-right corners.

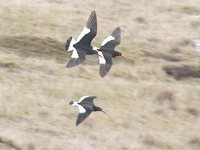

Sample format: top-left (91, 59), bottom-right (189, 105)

top-left (69, 101), bottom-right (73, 105)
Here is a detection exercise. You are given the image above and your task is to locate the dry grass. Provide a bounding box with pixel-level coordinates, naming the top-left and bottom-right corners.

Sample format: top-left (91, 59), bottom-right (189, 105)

top-left (163, 65), bottom-right (200, 80)
top-left (0, 0), bottom-right (200, 149)
top-left (188, 137), bottom-right (200, 150)
top-left (0, 136), bottom-right (22, 150)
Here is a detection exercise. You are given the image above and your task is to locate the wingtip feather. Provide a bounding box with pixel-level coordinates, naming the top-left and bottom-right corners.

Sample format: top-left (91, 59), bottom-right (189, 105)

top-left (86, 10), bottom-right (97, 32)
top-left (112, 27), bottom-right (121, 39)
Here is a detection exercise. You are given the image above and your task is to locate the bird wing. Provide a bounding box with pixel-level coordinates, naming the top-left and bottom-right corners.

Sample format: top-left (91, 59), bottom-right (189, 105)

top-left (99, 63), bottom-right (112, 77)
top-left (75, 11), bottom-right (97, 47)
top-left (65, 37), bottom-right (72, 51)
top-left (100, 27), bottom-right (121, 50)
top-left (66, 58), bottom-right (84, 68)
top-left (76, 107), bottom-right (92, 126)
top-left (65, 37), bottom-right (76, 52)
top-left (98, 51), bottom-right (113, 77)
top-left (66, 47), bottom-right (87, 68)
top-left (78, 96), bottom-right (97, 104)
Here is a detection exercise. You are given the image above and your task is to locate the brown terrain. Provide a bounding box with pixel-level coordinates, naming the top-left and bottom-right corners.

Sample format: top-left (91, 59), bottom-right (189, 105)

top-left (0, 0), bottom-right (200, 149)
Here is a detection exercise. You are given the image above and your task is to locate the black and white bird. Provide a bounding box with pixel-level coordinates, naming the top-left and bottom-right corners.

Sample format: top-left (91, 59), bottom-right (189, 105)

top-left (97, 27), bottom-right (126, 77)
top-left (69, 96), bottom-right (106, 126)
top-left (65, 11), bottom-right (99, 68)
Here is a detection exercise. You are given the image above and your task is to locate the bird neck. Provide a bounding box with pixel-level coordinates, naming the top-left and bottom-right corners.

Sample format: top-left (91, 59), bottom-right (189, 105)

top-left (93, 106), bottom-right (102, 112)
top-left (72, 101), bottom-right (79, 107)
top-left (113, 51), bottom-right (120, 57)
top-left (92, 46), bottom-right (98, 50)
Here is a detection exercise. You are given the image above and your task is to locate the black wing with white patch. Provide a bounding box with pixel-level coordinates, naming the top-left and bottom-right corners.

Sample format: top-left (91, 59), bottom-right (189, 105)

top-left (100, 27), bottom-right (121, 50)
top-left (76, 109), bottom-right (92, 126)
top-left (76, 104), bottom-right (93, 126)
top-left (75, 11), bottom-right (97, 47)
top-left (66, 47), bottom-right (87, 68)
top-left (99, 52), bottom-right (113, 77)
top-left (78, 96), bottom-right (97, 105)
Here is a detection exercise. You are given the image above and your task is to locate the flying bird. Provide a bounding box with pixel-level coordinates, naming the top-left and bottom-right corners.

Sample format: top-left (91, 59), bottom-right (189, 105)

top-left (69, 96), bottom-right (106, 126)
top-left (97, 27), bottom-right (126, 77)
top-left (65, 11), bottom-right (99, 68)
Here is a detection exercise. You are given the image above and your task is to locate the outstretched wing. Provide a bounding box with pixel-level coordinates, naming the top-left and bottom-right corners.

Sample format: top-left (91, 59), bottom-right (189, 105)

top-left (98, 51), bottom-right (113, 77)
top-left (76, 109), bottom-right (92, 126)
top-left (99, 64), bottom-right (112, 77)
top-left (76, 110), bottom-right (92, 126)
top-left (66, 58), bottom-right (83, 68)
top-left (65, 37), bottom-right (72, 51)
top-left (78, 96), bottom-right (97, 104)
top-left (66, 47), bottom-right (87, 68)
top-left (100, 27), bottom-right (121, 50)
top-left (76, 104), bottom-right (94, 126)
top-left (75, 11), bottom-right (97, 47)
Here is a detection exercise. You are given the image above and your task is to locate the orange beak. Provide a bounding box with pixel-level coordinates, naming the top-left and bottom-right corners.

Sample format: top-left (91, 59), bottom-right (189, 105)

top-left (120, 55), bottom-right (127, 60)
top-left (101, 110), bottom-right (108, 115)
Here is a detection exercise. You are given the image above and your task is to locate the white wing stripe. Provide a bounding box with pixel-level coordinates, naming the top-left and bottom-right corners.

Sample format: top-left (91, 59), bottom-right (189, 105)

top-left (68, 38), bottom-right (76, 51)
top-left (78, 104), bottom-right (86, 113)
top-left (78, 96), bottom-right (90, 103)
top-left (71, 49), bottom-right (79, 58)
top-left (76, 27), bottom-right (90, 43)
top-left (98, 51), bottom-right (106, 64)
top-left (101, 35), bottom-right (115, 46)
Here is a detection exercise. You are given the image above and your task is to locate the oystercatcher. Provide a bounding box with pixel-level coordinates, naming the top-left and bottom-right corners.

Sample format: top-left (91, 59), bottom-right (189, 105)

top-left (97, 27), bottom-right (126, 77)
top-left (65, 11), bottom-right (99, 68)
top-left (69, 96), bottom-right (106, 126)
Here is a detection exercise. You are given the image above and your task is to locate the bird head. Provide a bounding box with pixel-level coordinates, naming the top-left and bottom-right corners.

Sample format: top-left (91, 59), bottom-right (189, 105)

top-left (69, 101), bottom-right (78, 106)
top-left (115, 51), bottom-right (127, 59)
top-left (117, 51), bottom-right (122, 56)
top-left (98, 107), bottom-right (107, 115)
top-left (69, 101), bottom-right (74, 105)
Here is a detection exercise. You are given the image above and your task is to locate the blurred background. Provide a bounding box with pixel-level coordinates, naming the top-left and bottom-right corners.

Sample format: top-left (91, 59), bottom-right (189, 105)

top-left (0, 0), bottom-right (200, 149)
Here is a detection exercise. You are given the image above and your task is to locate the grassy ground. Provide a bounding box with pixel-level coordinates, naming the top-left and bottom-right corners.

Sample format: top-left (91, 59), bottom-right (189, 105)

top-left (0, 0), bottom-right (200, 149)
